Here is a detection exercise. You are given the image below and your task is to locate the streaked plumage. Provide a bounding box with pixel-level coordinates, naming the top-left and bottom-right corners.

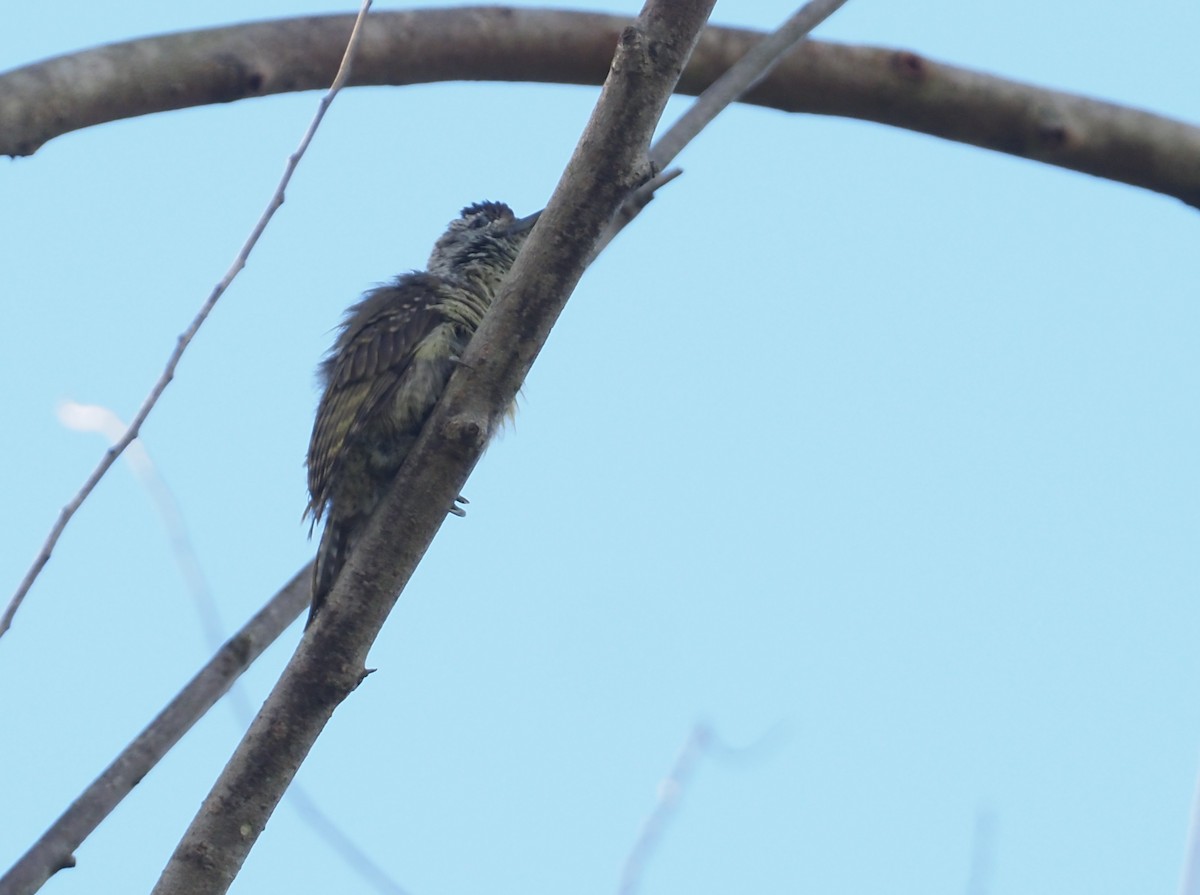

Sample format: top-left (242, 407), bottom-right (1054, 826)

top-left (305, 201), bottom-right (534, 623)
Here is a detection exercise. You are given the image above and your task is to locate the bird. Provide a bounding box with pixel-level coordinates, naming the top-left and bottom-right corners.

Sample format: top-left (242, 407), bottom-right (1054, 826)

top-left (304, 200), bottom-right (538, 624)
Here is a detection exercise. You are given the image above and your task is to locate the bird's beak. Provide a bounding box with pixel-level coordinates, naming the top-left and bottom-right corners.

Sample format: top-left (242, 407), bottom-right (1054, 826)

top-left (508, 209), bottom-right (542, 236)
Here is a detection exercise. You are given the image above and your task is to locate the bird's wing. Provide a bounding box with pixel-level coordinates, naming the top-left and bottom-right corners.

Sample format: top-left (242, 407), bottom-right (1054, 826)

top-left (305, 283), bottom-right (448, 522)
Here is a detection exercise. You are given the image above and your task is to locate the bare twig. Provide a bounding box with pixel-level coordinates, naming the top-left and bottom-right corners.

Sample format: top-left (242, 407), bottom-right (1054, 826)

top-left (283, 788), bottom-right (410, 895)
top-left (602, 0), bottom-right (852, 250)
top-left (650, 0), bottom-right (851, 169)
top-left (963, 809), bottom-right (997, 895)
top-left (1180, 761), bottom-right (1200, 895)
top-left (148, 3), bottom-right (716, 892)
top-left (615, 723), bottom-right (789, 895)
top-left (0, 565), bottom-right (310, 895)
top-left (57, 402), bottom-right (233, 659)
top-left (591, 167), bottom-right (684, 259)
top-left (0, 0), bottom-right (374, 641)
top-left (618, 724), bottom-right (712, 895)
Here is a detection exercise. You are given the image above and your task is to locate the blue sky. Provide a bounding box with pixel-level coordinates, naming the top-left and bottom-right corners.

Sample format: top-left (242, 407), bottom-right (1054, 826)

top-left (3, 2), bottom-right (1199, 894)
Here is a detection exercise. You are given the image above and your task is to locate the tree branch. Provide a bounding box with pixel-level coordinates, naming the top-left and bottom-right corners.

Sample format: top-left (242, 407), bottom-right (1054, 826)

top-left (649, 0), bottom-right (851, 169)
top-left (5, 4), bottom-right (853, 885)
top-left (618, 724), bottom-right (713, 895)
top-left (0, 566), bottom-right (310, 895)
top-left (598, 0), bottom-right (849, 253)
top-left (2, 8), bottom-right (1197, 206)
top-left (148, 2), bottom-right (715, 892)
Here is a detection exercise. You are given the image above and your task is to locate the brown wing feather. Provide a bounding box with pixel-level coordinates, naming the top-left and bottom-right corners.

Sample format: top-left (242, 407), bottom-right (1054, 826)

top-left (305, 277), bottom-right (447, 523)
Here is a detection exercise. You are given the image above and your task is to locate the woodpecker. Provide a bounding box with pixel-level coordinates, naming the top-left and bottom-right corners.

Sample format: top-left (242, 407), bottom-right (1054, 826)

top-left (304, 201), bottom-right (537, 624)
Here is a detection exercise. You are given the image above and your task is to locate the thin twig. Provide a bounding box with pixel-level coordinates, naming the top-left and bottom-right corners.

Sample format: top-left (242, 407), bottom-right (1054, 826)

top-left (283, 787), bottom-right (410, 895)
top-left (1180, 760), bottom-right (1200, 895)
top-left (963, 809), bottom-right (997, 895)
top-left (602, 0), bottom-right (852, 249)
top-left (651, 0), bottom-right (851, 169)
top-left (615, 722), bottom-right (789, 895)
top-left (618, 724), bottom-right (712, 895)
top-left (0, 0), bottom-right (374, 641)
top-left (57, 401), bottom-right (234, 663)
top-left (591, 167), bottom-right (683, 259)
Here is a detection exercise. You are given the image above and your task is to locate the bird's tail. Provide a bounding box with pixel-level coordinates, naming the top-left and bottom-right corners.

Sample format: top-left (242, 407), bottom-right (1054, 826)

top-left (309, 518), bottom-right (360, 627)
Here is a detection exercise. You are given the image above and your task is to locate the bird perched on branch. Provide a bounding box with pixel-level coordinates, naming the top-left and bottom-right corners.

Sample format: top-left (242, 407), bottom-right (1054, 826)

top-left (304, 201), bottom-right (538, 624)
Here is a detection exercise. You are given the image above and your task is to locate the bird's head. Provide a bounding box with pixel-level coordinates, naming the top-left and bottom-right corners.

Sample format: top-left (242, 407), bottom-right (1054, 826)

top-left (426, 201), bottom-right (540, 283)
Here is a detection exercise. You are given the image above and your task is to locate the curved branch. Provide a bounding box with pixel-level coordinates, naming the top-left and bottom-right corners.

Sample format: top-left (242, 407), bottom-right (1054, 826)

top-left (2, 7), bottom-right (1198, 206)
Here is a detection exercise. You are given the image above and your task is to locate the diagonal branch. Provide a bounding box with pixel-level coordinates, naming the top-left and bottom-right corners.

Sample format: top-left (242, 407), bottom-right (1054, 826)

top-left (650, 0), bottom-right (851, 169)
top-left (618, 724), bottom-right (713, 895)
top-left (603, 0), bottom-right (850, 251)
top-left (148, 2), bottom-right (716, 892)
top-left (2, 8), bottom-right (1198, 206)
top-left (0, 566), bottom-right (311, 895)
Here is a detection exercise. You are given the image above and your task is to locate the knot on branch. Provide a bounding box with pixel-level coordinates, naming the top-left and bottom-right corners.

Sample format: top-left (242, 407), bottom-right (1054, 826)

top-left (890, 51), bottom-right (927, 83)
top-left (1032, 108), bottom-right (1074, 151)
top-left (443, 412), bottom-right (490, 451)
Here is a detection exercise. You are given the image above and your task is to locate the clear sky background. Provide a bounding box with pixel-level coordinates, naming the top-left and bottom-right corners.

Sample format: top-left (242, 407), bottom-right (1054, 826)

top-left (2, 2), bottom-right (1199, 894)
